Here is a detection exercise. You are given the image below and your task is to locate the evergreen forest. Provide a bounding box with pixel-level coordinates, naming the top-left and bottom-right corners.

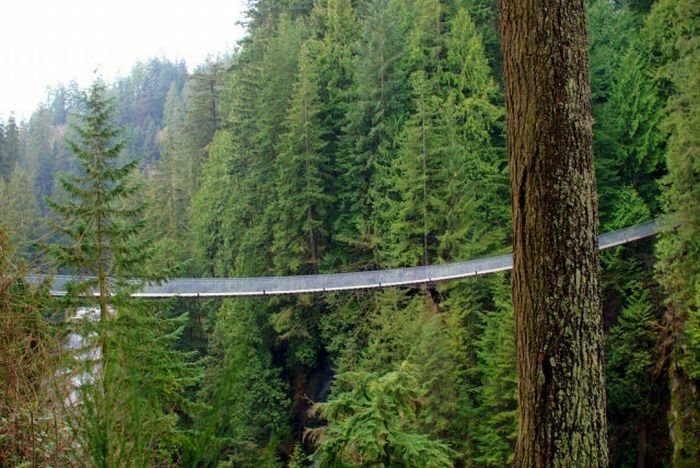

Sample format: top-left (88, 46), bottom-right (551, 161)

top-left (1, 0), bottom-right (698, 466)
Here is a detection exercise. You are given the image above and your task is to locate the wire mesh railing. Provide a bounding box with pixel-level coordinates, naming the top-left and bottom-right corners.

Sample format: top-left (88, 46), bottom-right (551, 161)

top-left (37, 220), bottom-right (660, 298)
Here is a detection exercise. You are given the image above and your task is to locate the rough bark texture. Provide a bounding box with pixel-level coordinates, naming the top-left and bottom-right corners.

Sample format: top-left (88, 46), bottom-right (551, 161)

top-left (499, 0), bottom-right (608, 466)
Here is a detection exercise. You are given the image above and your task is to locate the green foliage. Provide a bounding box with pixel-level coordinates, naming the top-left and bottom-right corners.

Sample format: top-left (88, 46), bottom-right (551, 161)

top-left (384, 71), bottom-right (442, 267)
top-left (194, 299), bottom-right (288, 466)
top-left (335, 0), bottom-right (409, 264)
top-left (72, 300), bottom-right (202, 466)
top-left (309, 0), bottom-right (358, 268)
top-left (178, 59), bottom-right (225, 159)
top-left (309, 362), bottom-right (454, 467)
top-left (192, 16), bottom-right (308, 278)
top-left (405, 0), bottom-right (445, 75)
top-left (461, 0), bottom-right (501, 74)
top-left (383, 7), bottom-right (506, 268)
top-left (441, 7), bottom-right (508, 255)
top-left (588, 0), bottom-right (666, 225)
top-left (605, 284), bottom-right (666, 465)
top-left (272, 44), bottom-right (333, 275)
top-left (0, 164), bottom-right (40, 253)
top-left (190, 131), bottom-right (237, 276)
top-left (7, 0), bottom-right (692, 465)
top-left (409, 299), bottom-right (470, 454)
top-left (606, 290), bottom-right (657, 394)
top-left (586, 2), bottom-right (674, 462)
top-left (0, 115), bottom-right (20, 179)
top-left (588, 0), bottom-right (637, 110)
top-left (47, 80), bottom-right (200, 466)
top-left (0, 229), bottom-right (70, 466)
top-left (288, 443), bottom-right (308, 467)
top-left (595, 47), bottom-right (665, 220)
top-left (70, 58), bottom-right (187, 168)
top-left (22, 106), bottom-right (66, 210)
top-left (143, 82), bottom-right (194, 275)
top-left (652, 0), bottom-right (700, 463)
top-left (46, 80), bottom-right (147, 283)
top-left (320, 288), bottom-right (473, 461)
top-left (470, 281), bottom-right (517, 466)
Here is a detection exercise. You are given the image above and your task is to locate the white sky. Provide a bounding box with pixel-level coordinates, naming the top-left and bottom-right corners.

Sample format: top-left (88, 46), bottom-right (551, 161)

top-left (0, 0), bottom-right (247, 121)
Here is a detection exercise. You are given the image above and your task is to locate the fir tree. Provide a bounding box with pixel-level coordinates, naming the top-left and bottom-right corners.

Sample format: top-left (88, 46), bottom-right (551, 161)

top-left (653, 0), bottom-right (700, 463)
top-left (309, 0), bottom-right (358, 268)
top-left (0, 165), bottom-right (40, 251)
top-left (0, 115), bottom-right (20, 179)
top-left (442, 7), bottom-right (507, 259)
top-left (272, 43), bottom-right (332, 276)
top-left (461, 0), bottom-right (501, 75)
top-left (606, 283), bottom-right (665, 465)
top-left (471, 280), bottom-right (517, 466)
top-left (384, 71), bottom-right (440, 267)
top-left (335, 0), bottom-right (409, 265)
top-left (143, 83), bottom-right (193, 275)
top-left (309, 362), bottom-right (454, 467)
top-left (190, 131), bottom-right (236, 276)
top-left (194, 299), bottom-right (288, 466)
top-left (23, 107), bottom-right (60, 210)
top-left (405, 0), bottom-right (445, 77)
top-left (47, 79), bottom-right (198, 466)
top-left (595, 45), bottom-right (665, 221)
top-left (501, 0), bottom-right (609, 462)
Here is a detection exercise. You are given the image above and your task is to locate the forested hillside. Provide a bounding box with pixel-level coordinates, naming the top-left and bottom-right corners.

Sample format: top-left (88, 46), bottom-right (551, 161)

top-left (1, 0), bottom-right (698, 466)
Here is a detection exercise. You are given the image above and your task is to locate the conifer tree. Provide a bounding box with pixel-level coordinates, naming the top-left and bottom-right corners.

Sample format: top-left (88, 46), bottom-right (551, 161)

top-left (461, 0), bottom-right (501, 74)
top-left (0, 120), bottom-right (6, 179)
top-left (0, 115), bottom-right (20, 179)
top-left (409, 294), bottom-right (471, 454)
top-left (443, 8), bottom-right (508, 253)
top-left (145, 83), bottom-right (196, 274)
top-left (309, 362), bottom-right (453, 467)
top-left (48, 79), bottom-right (198, 466)
top-left (471, 281), bottom-right (517, 466)
top-left (268, 42), bottom-right (334, 375)
top-left (257, 15), bottom-right (310, 170)
top-left (384, 7), bottom-right (506, 268)
top-left (405, 0), bottom-right (444, 76)
top-left (309, 0), bottom-right (358, 267)
top-left (595, 45), bottom-right (665, 221)
top-left (190, 131), bottom-right (237, 276)
top-left (587, 0), bottom-right (637, 114)
top-left (195, 16), bottom-right (307, 277)
top-left (336, 0), bottom-right (409, 264)
top-left (586, 3), bottom-right (671, 462)
top-left (23, 107), bottom-right (59, 208)
top-left (501, 0), bottom-right (608, 463)
top-left (193, 299), bottom-right (288, 466)
top-left (272, 44), bottom-right (332, 276)
top-left (653, 0), bottom-right (700, 463)
top-left (0, 165), bottom-right (40, 250)
top-left (183, 60), bottom-right (227, 154)
top-left (384, 71), bottom-right (440, 267)
top-left (605, 283), bottom-right (665, 465)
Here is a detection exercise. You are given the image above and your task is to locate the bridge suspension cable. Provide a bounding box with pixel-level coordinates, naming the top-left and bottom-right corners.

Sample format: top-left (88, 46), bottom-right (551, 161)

top-left (40, 220), bottom-right (660, 298)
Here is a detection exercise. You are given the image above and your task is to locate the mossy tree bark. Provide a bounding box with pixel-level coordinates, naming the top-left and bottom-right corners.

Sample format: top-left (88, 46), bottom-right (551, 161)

top-left (499, 0), bottom-right (608, 465)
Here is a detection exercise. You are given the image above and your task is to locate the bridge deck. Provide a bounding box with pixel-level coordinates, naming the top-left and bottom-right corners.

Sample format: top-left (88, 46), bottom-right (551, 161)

top-left (41, 221), bottom-right (659, 298)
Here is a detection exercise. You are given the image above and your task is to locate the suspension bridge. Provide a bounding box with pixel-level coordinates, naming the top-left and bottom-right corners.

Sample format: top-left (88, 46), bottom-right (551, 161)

top-left (40, 220), bottom-right (659, 298)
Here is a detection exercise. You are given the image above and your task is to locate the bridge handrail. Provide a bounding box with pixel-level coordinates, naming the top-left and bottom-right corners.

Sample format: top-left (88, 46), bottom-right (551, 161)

top-left (35, 220), bottom-right (660, 298)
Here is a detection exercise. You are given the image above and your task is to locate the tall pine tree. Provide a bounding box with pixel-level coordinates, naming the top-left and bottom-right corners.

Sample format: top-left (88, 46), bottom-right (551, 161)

top-left (48, 79), bottom-right (198, 466)
top-left (653, 0), bottom-right (700, 463)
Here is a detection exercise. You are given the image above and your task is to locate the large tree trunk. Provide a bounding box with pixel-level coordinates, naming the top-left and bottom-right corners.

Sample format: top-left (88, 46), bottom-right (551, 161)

top-left (499, 0), bottom-right (608, 465)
